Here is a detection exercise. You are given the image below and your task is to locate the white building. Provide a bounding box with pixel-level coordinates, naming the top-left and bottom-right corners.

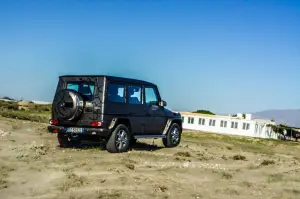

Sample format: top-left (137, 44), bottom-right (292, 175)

top-left (30, 100), bottom-right (51, 105)
top-left (180, 112), bottom-right (278, 139)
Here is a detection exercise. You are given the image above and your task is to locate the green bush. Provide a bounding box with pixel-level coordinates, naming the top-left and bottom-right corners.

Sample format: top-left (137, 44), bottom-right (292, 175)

top-left (0, 111), bottom-right (50, 123)
top-left (0, 100), bottom-right (52, 112)
top-left (7, 104), bottom-right (18, 110)
top-left (192, 110), bottom-right (215, 115)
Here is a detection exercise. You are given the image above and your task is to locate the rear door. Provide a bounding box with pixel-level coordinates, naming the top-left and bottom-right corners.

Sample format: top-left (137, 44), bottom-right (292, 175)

top-left (52, 76), bottom-right (100, 127)
top-left (143, 86), bottom-right (167, 135)
top-left (125, 84), bottom-right (149, 135)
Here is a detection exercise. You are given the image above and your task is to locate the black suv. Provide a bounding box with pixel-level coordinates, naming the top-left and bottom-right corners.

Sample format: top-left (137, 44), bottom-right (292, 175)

top-left (48, 75), bottom-right (182, 153)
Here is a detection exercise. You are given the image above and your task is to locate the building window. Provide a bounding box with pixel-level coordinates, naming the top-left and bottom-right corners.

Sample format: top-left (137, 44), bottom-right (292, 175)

top-left (220, 120), bottom-right (227, 128)
top-left (188, 117), bottom-right (194, 124)
top-left (198, 118), bottom-right (205, 125)
top-left (231, 121), bottom-right (238, 129)
top-left (209, 119), bottom-right (216, 126)
top-left (243, 123), bottom-right (250, 130)
top-left (182, 117), bottom-right (185, 123)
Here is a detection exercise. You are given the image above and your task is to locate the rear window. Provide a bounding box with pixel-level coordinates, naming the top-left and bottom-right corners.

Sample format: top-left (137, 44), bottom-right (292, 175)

top-left (66, 82), bottom-right (95, 100)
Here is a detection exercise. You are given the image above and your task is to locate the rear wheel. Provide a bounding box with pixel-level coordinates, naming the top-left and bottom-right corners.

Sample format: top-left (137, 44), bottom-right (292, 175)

top-left (106, 124), bottom-right (131, 153)
top-left (162, 123), bottom-right (181, 148)
top-left (130, 138), bottom-right (137, 146)
top-left (57, 133), bottom-right (81, 148)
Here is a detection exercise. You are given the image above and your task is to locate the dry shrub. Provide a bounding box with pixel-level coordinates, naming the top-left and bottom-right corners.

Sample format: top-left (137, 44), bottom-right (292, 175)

top-left (0, 165), bottom-right (15, 179)
top-left (268, 173), bottom-right (284, 183)
top-left (154, 184), bottom-right (168, 192)
top-left (125, 163), bottom-right (135, 170)
top-left (241, 181), bottom-right (253, 187)
top-left (61, 172), bottom-right (86, 192)
top-left (232, 154), bottom-right (246, 161)
top-left (96, 189), bottom-right (122, 199)
top-left (260, 159), bottom-right (275, 166)
top-left (221, 171), bottom-right (233, 180)
top-left (0, 179), bottom-right (9, 189)
top-left (174, 151), bottom-right (191, 157)
top-left (12, 123), bottom-right (21, 129)
top-left (226, 146), bottom-right (232, 150)
top-left (30, 141), bottom-right (49, 156)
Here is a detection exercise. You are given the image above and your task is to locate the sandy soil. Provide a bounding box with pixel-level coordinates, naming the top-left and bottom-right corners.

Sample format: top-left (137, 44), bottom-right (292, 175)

top-left (1, 117), bottom-right (300, 199)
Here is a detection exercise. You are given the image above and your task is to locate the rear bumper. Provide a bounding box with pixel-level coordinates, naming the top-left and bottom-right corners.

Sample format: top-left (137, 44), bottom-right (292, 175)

top-left (47, 125), bottom-right (111, 137)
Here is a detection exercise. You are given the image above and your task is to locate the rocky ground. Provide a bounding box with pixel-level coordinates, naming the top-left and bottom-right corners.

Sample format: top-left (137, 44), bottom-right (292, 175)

top-left (1, 117), bottom-right (300, 199)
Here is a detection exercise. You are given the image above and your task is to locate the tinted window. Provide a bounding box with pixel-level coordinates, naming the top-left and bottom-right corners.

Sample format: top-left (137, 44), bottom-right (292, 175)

top-left (67, 82), bottom-right (95, 100)
top-left (145, 87), bottom-right (158, 104)
top-left (188, 117), bottom-right (194, 124)
top-left (198, 118), bottom-right (205, 125)
top-left (127, 85), bottom-right (142, 104)
top-left (107, 83), bottom-right (125, 103)
top-left (209, 119), bottom-right (215, 126)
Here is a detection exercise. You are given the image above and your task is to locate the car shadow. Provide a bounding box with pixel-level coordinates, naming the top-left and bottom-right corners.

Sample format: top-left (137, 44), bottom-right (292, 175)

top-left (129, 141), bottom-right (163, 151)
top-left (57, 140), bottom-right (163, 152)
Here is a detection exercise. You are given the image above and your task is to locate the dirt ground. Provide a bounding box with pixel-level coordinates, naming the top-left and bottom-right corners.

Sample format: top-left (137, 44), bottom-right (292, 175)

top-left (1, 117), bottom-right (300, 199)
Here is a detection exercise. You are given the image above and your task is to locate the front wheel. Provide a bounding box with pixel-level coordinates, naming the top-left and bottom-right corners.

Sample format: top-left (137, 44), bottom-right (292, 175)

top-left (162, 123), bottom-right (181, 148)
top-left (106, 124), bottom-right (131, 153)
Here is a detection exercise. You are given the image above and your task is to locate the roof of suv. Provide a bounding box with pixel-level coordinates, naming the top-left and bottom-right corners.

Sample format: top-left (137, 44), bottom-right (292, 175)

top-left (59, 75), bottom-right (156, 86)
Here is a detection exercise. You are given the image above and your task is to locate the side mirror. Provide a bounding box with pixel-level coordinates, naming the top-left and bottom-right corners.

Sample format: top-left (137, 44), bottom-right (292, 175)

top-left (159, 100), bottom-right (167, 107)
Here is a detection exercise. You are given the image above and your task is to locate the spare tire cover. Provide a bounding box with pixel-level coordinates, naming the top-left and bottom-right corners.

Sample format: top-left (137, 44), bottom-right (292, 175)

top-left (53, 89), bottom-right (84, 121)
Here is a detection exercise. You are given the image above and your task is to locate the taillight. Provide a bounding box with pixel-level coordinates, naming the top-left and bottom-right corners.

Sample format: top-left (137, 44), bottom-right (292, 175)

top-left (53, 129), bottom-right (58, 133)
top-left (91, 121), bottom-right (102, 127)
top-left (50, 120), bottom-right (58, 125)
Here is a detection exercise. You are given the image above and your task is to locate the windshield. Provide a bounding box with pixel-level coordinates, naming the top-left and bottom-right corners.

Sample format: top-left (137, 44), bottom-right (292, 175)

top-left (66, 81), bottom-right (95, 100)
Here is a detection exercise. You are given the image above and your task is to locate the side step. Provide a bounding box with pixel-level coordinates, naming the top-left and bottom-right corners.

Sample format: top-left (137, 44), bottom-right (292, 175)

top-left (134, 135), bottom-right (166, 139)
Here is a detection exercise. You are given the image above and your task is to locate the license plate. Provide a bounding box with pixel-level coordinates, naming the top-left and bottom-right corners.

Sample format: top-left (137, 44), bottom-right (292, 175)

top-left (66, 127), bottom-right (84, 133)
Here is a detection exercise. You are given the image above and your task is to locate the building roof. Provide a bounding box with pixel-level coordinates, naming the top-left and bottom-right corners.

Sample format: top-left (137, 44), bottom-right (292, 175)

top-left (180, 111), bottom-right (274, 123)
top-left (180, 111), bottom-right (233, 119)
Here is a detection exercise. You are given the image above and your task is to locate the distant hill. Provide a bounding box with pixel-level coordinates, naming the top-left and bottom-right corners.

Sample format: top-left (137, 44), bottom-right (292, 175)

top-left (252, 109), bottom-right (300, 127)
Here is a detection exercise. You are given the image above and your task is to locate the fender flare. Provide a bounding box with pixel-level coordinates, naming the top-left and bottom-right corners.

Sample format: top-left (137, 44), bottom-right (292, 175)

top-left (162, 118), bottom-right (182, 135)
top-left (108, 117), bottom-right (131, 131)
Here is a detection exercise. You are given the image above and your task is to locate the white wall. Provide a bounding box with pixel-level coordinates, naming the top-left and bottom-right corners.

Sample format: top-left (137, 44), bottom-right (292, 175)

top-left (181, 114), bottom-right (278, 139)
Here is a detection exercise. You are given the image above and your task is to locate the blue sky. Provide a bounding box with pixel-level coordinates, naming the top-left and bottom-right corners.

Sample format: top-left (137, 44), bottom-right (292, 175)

top-left (0, 0), bottom-right (299, 113)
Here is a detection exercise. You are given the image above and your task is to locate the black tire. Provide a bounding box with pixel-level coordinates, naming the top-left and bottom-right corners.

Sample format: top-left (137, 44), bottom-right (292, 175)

top-left (57, 133), bottom-right (81, 148)
top-left (52, 89), bottom-right (84, 121)
top-left (130, 138), bottom-right (137, 146)
top-left (162, 123), bottom-right (181, 148)
top-left (106, 124), bottom-right (131, 153)
top-left (57, 133), bottom-right (70, 147)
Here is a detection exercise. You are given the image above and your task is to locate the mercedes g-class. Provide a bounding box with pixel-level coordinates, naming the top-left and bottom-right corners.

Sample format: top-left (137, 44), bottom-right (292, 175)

top-left (48, 75), bottom-right (182, 153)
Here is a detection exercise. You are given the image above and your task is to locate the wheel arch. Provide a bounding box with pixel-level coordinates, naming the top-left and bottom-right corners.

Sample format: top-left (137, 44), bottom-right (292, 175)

top-left (162, 118), bottom-right (182, 135)
top-left (108, 117), bottom-right (132, 135)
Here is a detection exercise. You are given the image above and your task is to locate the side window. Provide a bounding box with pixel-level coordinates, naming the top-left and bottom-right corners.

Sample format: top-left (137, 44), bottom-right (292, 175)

top-left (144, 87), bottom-right (158, 105)
top-left (127, 85), bottom-right (142, 104)
top-left (107, 83), bottom-right (125, 103)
